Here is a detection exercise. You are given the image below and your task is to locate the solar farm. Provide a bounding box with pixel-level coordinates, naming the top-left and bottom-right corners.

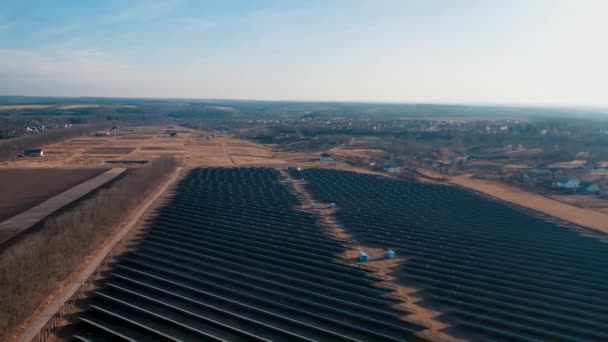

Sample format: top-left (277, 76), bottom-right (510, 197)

top-left (68, 168), bottom-right (432, 341)
top-left (63, 166), bottom-right (608, 341)
top-left (293, 168), bottom-right (608, 341)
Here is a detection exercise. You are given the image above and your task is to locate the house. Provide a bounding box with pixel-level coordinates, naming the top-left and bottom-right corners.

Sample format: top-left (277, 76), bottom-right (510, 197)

top-left (320, 153), bottom-right (333, 161)
top-left (287, 166), bottom-right (301, 171)
top-left (522, 173), bottom-right (539, 184)
top-left (556, 178), bottom-right (580, 189)
top-left (383, 161), bottom-right (403, 173)
top-left (580, 182), bottom-right (600, 194)
top-left (23, 149), bottom-right (44, 157)
top-left (530, 168), bottom-right (551, 175)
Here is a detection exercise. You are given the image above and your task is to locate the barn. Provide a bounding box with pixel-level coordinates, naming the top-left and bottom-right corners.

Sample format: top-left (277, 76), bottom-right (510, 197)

top-left (319, 153), bottom-right (333, 161)
top-left (23, 149), bottom-right (44, 157)
top-left (556, 177), bottom-right (580, 189)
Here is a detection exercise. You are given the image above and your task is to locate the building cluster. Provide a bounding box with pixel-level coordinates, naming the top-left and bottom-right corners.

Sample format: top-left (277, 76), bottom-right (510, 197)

top-left (521, 168), bottom-right (601, 194)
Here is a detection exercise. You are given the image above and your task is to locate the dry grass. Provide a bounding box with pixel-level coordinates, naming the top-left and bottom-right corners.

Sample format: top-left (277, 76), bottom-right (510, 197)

top-left (0, 168), bottom-right (106, 221)
top-left (57, 104), bottom-right (100, 110)
top-left (0, 157), bottom-right (178, 338)
top-left (204, 105), bottom-right (239, 113)
top-left (0, 105), bottom-right (50, 110)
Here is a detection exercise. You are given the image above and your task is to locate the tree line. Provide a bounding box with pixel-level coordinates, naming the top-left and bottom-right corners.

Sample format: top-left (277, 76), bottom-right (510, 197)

top-left (0, 125), bottom-right (104, 161)
top-left (0, 156), bottom-right (179, 337)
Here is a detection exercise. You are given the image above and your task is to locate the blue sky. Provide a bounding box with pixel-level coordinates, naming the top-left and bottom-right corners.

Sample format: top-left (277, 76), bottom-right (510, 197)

top-left (0, 0), bottom-right (606, 106)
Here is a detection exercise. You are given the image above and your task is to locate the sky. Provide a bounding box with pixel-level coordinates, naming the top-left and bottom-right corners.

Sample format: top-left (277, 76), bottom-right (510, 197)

top-left (0, 0), bottom-right (607, 106)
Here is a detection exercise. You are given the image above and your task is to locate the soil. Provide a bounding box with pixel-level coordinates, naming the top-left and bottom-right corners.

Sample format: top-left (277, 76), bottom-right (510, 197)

top-left (83, 147), bottom-right (135, 154)
top-left (0, 168), bottom-right (107, 221)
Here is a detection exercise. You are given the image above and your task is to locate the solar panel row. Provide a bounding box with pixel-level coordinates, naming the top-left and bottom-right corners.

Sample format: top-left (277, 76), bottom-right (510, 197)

top-left (68, 167), bottom-right (429, 341)
top-left (295, 168), bottom-right (608, 341)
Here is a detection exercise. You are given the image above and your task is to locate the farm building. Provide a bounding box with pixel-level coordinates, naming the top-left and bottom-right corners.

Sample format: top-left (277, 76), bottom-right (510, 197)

top-left (383, 161), bottom-right (403, 173)
top-left (287, 165), bottom-right (301, 171)
top-left (530, 168), bottom-right (551, 175)
top-left (556, 177), bottom-right (580, 189)
top-left (319, 153), bottom-right (333, 161)
top-left (23, 149), bottom-right (44, 157)
top-left (522, 173), bottom-right (539, 184)
top-left (580, 182), bottom-right (600, 194)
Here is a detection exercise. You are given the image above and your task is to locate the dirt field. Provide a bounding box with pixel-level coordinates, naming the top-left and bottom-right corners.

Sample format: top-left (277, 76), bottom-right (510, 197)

top-left (83, 147), bottom-right (135, 155)
top-left (547, 160), bottom-right (586, 168)
top-left (329, 147), bottom-right (388, 159)
top-left (0, 105), bottom-right (51, 110)
top-left (0, 168), bottom-right (107, 221)
top-left (549, 194), bottom-right (608, 211)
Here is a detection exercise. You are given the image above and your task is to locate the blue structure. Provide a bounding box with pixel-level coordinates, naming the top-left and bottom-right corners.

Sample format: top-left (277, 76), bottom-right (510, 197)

top-left (329, 202), bottom-right (336, 209)
top-left (320, 153), bottom-right (333, 161)
top-left (311, 202), bottom-right (317, 209)
top-left (386, 249), bottom-right (395, 259)
top-left (358, 250), bottom-right (368, 262)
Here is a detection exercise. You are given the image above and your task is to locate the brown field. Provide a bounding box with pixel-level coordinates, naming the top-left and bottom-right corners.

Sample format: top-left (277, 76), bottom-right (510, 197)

top-left (204, 105), bottom-right (239, 113)
top-left (549, 195), bottom-right (608, 210)
top-left (0, 168), bottom-right (107, 222)
top-left (503, 163), bottom-right (530, 169)
top-left (117, 135), bottom-right (156, 140)
top-left (504, 147), bottom-right (543, 156)
top-left (0, 105), bottom-right (51, 110)
top-left (84, 147), bottom-right (134, 155)
top-left (56, 104), bottom-right (100, 110)
top-left (329, 147), bottom-right (387, 159)
top-left (140, 146), bottom-right (174, 151)
top-left (548, 160), bottom-right (586, 168)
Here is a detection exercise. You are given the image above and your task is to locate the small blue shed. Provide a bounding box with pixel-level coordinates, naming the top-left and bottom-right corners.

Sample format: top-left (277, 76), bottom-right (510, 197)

top-left (386, 249), bottom-right (396, 259)
top-left (359, 250), bottom-right (368, 262)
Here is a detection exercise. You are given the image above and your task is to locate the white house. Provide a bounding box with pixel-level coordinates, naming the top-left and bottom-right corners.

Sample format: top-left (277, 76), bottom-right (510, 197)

top-left (320, 153), bottom-right (333, 161)
top-left (584, 183), bottom-right (600, 194)
top-left (383, 161), bottom-right (404, 173)
top-left (556, 178), bottom-right (580, 189)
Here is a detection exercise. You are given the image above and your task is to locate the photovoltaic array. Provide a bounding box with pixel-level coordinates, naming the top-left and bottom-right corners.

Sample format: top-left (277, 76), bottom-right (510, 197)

top-left (294, 168), bottom-right (608, 341)
top-left (69, 167), bottom-right (429, 341)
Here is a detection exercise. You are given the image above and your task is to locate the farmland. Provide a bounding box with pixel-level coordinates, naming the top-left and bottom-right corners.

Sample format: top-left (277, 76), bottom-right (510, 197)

top-left (0, 126), bottom-right (293, 169)
top-left (293, 168), bottom-right (608, 341)
top-left (0, 168), bottom-right (107, 221)
top-left (64, 168), bottom-right (433, 341)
